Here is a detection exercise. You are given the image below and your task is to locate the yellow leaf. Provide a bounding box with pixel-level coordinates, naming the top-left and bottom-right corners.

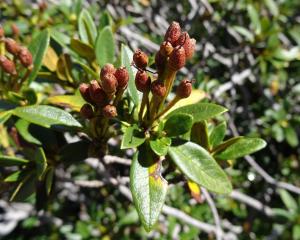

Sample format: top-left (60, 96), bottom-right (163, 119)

top-left (42, 46), bottom-right (58, 72)
top-left (46, 94), bottom-right (85, 112)
top-left (187, 180), bottom-right (202, 203)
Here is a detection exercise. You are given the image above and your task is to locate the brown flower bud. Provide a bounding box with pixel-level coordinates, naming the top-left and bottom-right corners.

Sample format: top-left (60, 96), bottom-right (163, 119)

top-left (18, 47), bottom-right (33, 68)
top-left (135, 70), bottom-right (150, 92)
top-left (114, 67), bottom-right (129, 89)
top-left (100, 63), bottom-right (115, 80)
top-left (184, 38), bottom-right (196, 59)
top-left (101, 73), bottom-right (118, 94)
top-left (80, 104), bottom-right (94, 119)
top-left (175, 32), bottom-right (189, 46)
top-left (164, 21), bottom-right (181, 46)
top-left (38, 1), bottom-right (48, 12)
top-left (176, 79), bottom-right (192, 98)
top-left (133, 49), bottom-right (148, 69)
top-left (89, 80), bottom-right (106, 104)
top-left (168, 46), bottom-right (186, 71)
top-left (0, 26), bottom-right (4, 39)
top-left (79, 83), bottom-right (92, 103)
top-left (155, 51), bottom-right (166, 74)
top-left (11, 24), bottom-right (19, 37)
top-left (151, 81), bottom-right (166, 98)
top-left (5, 38), bottom-right (20, 56)
top-left (160, 41), bottom-right (173, 57)
top-left (0, 56), bottom-right (17, 75)
top-left (103, 104), bottom-right (117, 118)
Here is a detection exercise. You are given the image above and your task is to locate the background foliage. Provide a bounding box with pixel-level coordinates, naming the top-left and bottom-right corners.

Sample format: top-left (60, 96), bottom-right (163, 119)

top-left (0, 0), bottom-right (300, 239)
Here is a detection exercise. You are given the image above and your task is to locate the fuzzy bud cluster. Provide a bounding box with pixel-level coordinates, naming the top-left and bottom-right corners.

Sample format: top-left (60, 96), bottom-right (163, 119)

top-left (79, 63), bottom-right (129, 120)
top-left (0, 28), bottom-right (33, 77)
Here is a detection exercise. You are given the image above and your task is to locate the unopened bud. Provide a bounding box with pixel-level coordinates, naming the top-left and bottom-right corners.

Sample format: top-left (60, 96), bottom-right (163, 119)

top-left (38, 1), bottom-right (48, 12)
top-left (175, 32), bottom-right (189, 46)
top-left (11, 24), bottom-right (19, 37)
top-left (5, 38), bottom-right (20, 55)
top-left (135, 70), bottom-right (150, 92)
top-left (0, 56), bottom-right (17, 75)
top-left (133, 49), bottom-right (148, 69)
top-left (103, 104), bottom-right (117, 118)
top-left (101, 73), bottom-right (118, 94)
top-left (176, 79), bottom-right (192, 98)
top-left (80, 104), bottom-right (94, 119)
top-left (79, 83), bottom-right (92, 103)
top-left (114, 67), bottom-right (129, 89)
top-left (168, 46), bottom-right (186, 71)
top-left (160, 41), bottom-right (173, 57)
top-left (155, 51), bottom-right (166, 74)
top-left (184, 38), bottom-right (196, 59)
top-left (18, 47), bottom-right (33, 68)
top-left (164, 21), bottom-right (181, 46)
top-left (100, 63), bottom-right (115, 80)
top-left (151, 81), bottom-right (166, 98)
top-left (89, 80), bottom-right (106, 104)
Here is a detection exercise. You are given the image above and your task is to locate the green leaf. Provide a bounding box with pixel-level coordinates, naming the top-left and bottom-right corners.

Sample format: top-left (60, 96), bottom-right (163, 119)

top-left (95, 26), bottom-right (115, 67)
top-left (13, 105), bottom-right (82, 129)
top-left (264, 0), bottom-right (279, 17)
top-left (278, 189), bottom-right (298, 212)
top-left (45, 167), bottom-right (54, 195)
top-left (10, 171), bottom-right (36, 201)
top-left (231, 26), bottom-right (254, 42)
top-left (99, 11), bottom-right (113, 31)
top-left (0, 156), bottom-right (29, 166)
top-left (191, 121), bottom-right (209, 149)
top-left (150, 137), bottom-right (171, 156)
top-left (121, 124), bottom-right (145, 149)
top-left (130, 147), bottom-right (168, 231)
top-left (28, 30), bottom-right (50, 83)
top-left (15, 119), bottom-right (41, 145)
top-left (209, 122), bottom-right (227, 148)
top-left (70, 38), bottom-right (95, 62)
top-left (0, 110), bottom-right (12, 125)
top-left (168, 141), bottom-right (232, 194)
top-left (164, 113), bottom-right (193, 137)
top-left (4, 171), bottom-right (24, 182)
top-left (78, 9), bottom-right (97, 45)
top-left (284, 126), bottom-right (299, 147)
top-left (247, 4), bottom-right (261, 35)
top-left (215, 137), bottom-right (266, 160)
top-left (34, 148), bottom-right (47, 180)
top-left (273, 47), bottom-right (300, 61)
top-left (166, 103), bottom-right (227, 123)
top-left (121, 44), bottom-right (139, 106)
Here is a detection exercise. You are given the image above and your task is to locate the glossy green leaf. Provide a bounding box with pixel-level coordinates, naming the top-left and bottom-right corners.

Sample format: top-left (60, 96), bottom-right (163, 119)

top-left (264, 0), bottom-right (279, 16)
top-left (0, 156), bottom-right (29, 166)
top-left (150, 137), bottom-right (171, 156)
top-left (95, 26), bottom-right (115, 67)
top-left (130, 147), bottom-right (168, 231)
top-left (34, 148), bottom-right (47, 180)
top-left (70, 38), bottom-right (95, 62)
top-left (215, 137), bottom-right (267, 160)
top-left (166, 103), bottom-right (227, 123)
top-left (121, 124), bottom-right (145, 149)
top-left (168, 141), bottom-right (232, 194)
top-left (78, 9), bottom-right (97, 45)
top-left (209, 121), bottom-right (227, 148)
top-left (28, 30), bottom-right (50, 83)
top-left (121, 44), bottom-right (139, 106)
top-left (15, 119), bottom-right (41, 145)
top-left (191, 121), bottom-right (209, 149)
top-left (164, 113), bottom-right (193, 137)
top-left (13, 105), bottom-right (82, 129)
top-left (273, 47), bottom-right (300, 61)
top-left (232, 26), bottom-right (254, 42)
top-left (99, 11), bottom-right (113, 31)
